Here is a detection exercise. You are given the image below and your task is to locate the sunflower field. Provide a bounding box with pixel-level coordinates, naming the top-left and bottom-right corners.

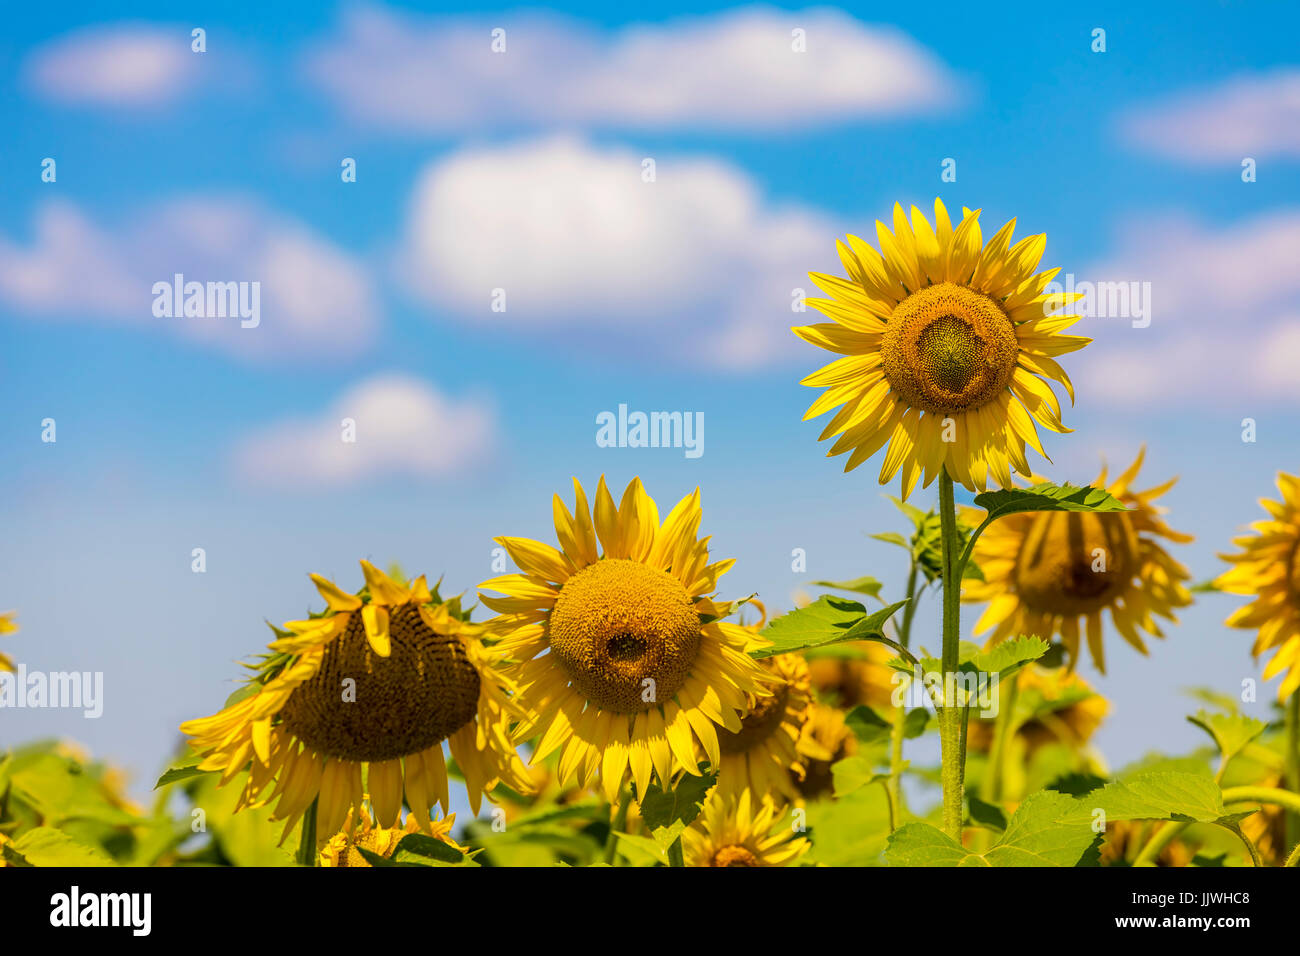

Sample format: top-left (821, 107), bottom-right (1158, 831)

top-left (5, 195), bottom-right (1300, 881)
top-left (3, 9), bottom-right (1299, 937)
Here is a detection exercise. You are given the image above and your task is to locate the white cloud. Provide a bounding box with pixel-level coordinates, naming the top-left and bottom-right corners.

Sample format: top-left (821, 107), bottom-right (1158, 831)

top-left (399, 135), bottom-right (838, 368)
top-left (1121, 69), bottom-right (1300, 162)
top-left (0, 199), bottom-right (378, 359)
top-left (232, 375), bottom-right (495, 486)
top-left (1074, 210), bottom-right (1300, 404)
top-left (25, 24), bottom-right (202, 107)
top-left (303, 5), bottom-right (956, 132)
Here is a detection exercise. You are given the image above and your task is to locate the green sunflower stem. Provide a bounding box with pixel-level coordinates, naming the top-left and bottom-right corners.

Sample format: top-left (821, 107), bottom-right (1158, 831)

top-left (982, 670), bottom-right (1020, 804)
top-left (938, 472), bottom-right (967, 841)
top-left (603, 786), bottom-right (633, 866)
top-left (667, 836), bottom-right (685, 867)
top-left (1133, 820), bottom-right (1188, 867)
top-left (1285, 691), bottom-right (1300, 850)
top-left (885, 561), bottom-right (920, 832)
top-left (296, 797), bottom-right (318, 867)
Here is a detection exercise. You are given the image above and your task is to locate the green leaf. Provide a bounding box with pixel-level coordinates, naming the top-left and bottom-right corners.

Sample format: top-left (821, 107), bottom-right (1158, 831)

top-left (806, 576), bottom-right (883, 600)
top-left (753, 597), bottom-right (908, 660)
top-left (974, 635), bottom-right (1050, 680)
top-left (638, 771), bottom-right (717, 850)
top-left (887, 791), bottom-right (1101, 867)
top-left (844, 706), bottom-right (892, 744)
top-left (972, 483), bottom-right (1127, 522)
top-left (2, 827), bottom-right (117, 867)
top-left (967, 795), bottom-right (1008, 832)
top-left (1190, 579), bottom-right (1222, 594)
top-left (830, 756), bottom-right (889, 798)
top-left (154, 755), bottom-right (212, 789)
top-left (885, 823), bottom-right (975, 866)
top-left (392, 833), bottom-right (469, 866)
top-left (1061, 771), bottom-right (1230, 824)
top-left (801, 789), bottom-right (893, 866)
top-left (612, 830), bottom-right (669, 866)
top-left (1187, 711), bottom-right (1267, 764)
top-left (869, 532), bottom-right (911, 549)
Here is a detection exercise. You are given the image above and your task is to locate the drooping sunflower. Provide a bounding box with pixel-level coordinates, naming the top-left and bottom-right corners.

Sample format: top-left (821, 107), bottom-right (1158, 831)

top-left (181, 561), bottom-right (531, 840)
top-left (681, 791), bottom-right (810, 867)
top-left (480, 476), bottom-right (772, 803)
top-left (0, 612), bottom-right (16, 671)
top-left (964, 449), bottom-right (1193, 672)
top-left (319, 799), bottom-right (463, 867)
top-left (966, 667), bottom-right (1108, 756)
top-left (794, 198), bottom-right (1089, 494)
top-left (792, 702), bottom-right (858, 801)
top-left (805, 641), bottom-right (899, 711)
top-left (1216, 472), bottom-right (1300, 699)
top-left (715, 653), bottom-right (813, 805)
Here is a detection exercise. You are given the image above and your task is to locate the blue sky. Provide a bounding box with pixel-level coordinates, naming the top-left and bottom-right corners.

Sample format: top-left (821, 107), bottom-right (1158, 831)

top-left (2, 1), bottom-right (1298, 812)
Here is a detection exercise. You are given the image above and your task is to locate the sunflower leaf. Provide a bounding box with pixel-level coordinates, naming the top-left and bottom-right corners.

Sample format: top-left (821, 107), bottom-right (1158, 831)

top-left (972, 483), bottom-right (1127, 522)
top-left (887, 790), bottom-right (1100, 867)
top-left (154, 754), bottom-right (211, 790)
top-left (638, 770), bottom-right (718, 850)
top-left (1186, 711), bottom-right (1268, 765)
top-left (752, 597), bottom-right (908, 660)
top-left (806, 576), bottom-right (884, 600)
top-left (974, 635), bottom-right (1050, 680)
top-left (1058, 771), bottom-right (1229, 824)
top-left (2, 827), bottom-right (117, 867)
top-left (393, 833), bottom-right (472, 866)
top-left (831, 756), bottom-right (891, 798)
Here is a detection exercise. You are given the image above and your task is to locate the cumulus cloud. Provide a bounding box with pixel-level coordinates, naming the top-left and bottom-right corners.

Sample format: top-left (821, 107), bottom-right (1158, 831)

top-left (24, 23), bottom-right (204, 107)
top-left (302, 4), bottom-right (956, 132)
top-left (0, 199), bottom-right (378, 359)
top-left (399, 135), bottom-right (839, 368)
top-left (232, 375), bottom-right (495, 486)
top-left (1074, 210), bottom-right (1300, 404)
top-left (1120, 69), bottom-right (1300, 162)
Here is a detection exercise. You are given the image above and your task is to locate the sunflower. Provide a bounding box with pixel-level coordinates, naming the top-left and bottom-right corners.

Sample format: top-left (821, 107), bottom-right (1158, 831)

top-left (0, 612), bottom-right (16, 671)
top-left (805, 641), bottom-right (898, 711)
top-left (480, 476), bottom-right (772, 803)
top-left (181, 561), bottom-right (531, 841)
top-left (1216, 472), bottom-right (1300, 699)
top-left (793, 702), bottom-right (858, 800)
top-left (964, 449), bottom-right (1193, 672)
top-left (715, 653), bottom-right (813, 804)
top-left (681, 791), bottom-right (810, 867)
top-left (794, 198), bottom-right (1090, 495)
top-left (966, 667), bottom-right (1108, 756)
top-left (319, 799), bottom-right (463, 867)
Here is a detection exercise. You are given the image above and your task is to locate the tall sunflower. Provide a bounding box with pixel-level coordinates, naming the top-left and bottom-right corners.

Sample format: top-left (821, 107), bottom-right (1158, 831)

top-left (480, 476), bottom-right (771, 803)
top-left (0, 612), bottom-right (16, 671)
top-left (963, 449), bottom-right (1193, 671)
top-left (715, 653), bottom-right (813, 805)
top-left (794, 198), bottom-right (1089, 494)
top-left (1216, 472), bottom-right (1300, 698)
top-left (181, 561), bottom-right (531, 840)
top-left (681, 791), bottom-right (810, 867)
